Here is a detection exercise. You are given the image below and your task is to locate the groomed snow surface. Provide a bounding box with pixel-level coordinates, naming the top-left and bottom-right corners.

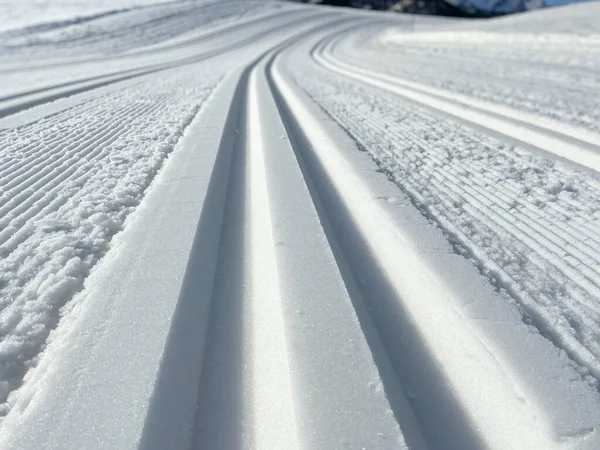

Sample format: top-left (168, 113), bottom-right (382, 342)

top-left (1, 1), bottom-right (600, 449)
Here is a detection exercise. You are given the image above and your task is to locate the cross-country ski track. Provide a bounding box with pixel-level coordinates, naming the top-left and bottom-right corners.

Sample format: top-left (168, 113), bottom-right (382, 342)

top-left (1, 2), bottom-right (600, 449)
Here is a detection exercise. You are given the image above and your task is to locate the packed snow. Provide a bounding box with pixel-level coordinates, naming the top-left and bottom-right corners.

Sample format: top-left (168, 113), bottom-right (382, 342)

top-left (295, 64), bottom-right (600, 381)
top-left (1, 1), bottom-right (600, 449)
top-left (0, 1), bottom-right (273, 63)
top-left (0, 67), bottom-right (222, 415)
top-left (0, 0), bottom-right (172, 33)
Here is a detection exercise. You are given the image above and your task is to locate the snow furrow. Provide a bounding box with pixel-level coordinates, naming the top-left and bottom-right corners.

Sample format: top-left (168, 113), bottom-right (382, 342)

top-left (316, 43), bottom-right (600, 173)
top-left (352, 38), bottom-right (600, 94)
top-left (0, 7), bottom-right (304, 75)
top-left (293, 60), bottom-right (600, 383)
top-left (0, 10), bottom-right (322, 119)
top-left (0, 2), bottom-right (267, 64)
top-left (191, 60), bottom-right (302, 450)
top-left (270, 50), bottom-right (584, 449)
top-left (340, 26), bottom-right (600, 136)
top-left (0, 101), bottom-right (157, 218)
top-left (359, 103), bottom-right (600, 292)
top-left (0, 68), bottom-right (220, 416)
top-left (0, 97), bottom-right (170, 248)
top-left (246, 63), bottom-right (300, 450)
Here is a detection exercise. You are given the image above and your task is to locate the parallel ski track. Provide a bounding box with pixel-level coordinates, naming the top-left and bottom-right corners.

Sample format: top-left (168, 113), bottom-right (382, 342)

top-left (0, 1), bottom-right (264, 64)
top-left (363, 32), bottom-right (600, 91)
top-left (0, 12), bottom-right (362, 426)
top-left (314, 34), bottom-right (600, 172)
top-left (138, 19), bottom-right (413, 450)
top-left (143, 25), bottom-right (568, 450)
top-left (3, 7), bottom-right (600, 449)
top-left (377, 39), bottom-right (600, 72)
top-left (0, 71), bottom-right (218, 412)
top-left (0, 6), bottom-right (301, 74)
top-left (0, 10), bottom-right (322, 118)
top-left (304, 37), bottom-right (600, 381)
top-left (330, 28), bottom-right (600, 136)
top-left (147, 36), bottom-right (421, 450)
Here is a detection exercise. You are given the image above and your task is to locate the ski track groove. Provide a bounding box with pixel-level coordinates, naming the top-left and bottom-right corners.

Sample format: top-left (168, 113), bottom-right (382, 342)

top-left (2, 6), bottom-right (600, 449)
top-left (266, 48), bottom-right (584, 449)
top-left (0, 2), bottom-right (264, 64)
top-left (193, 43), bottom-right (429, 449)
top-left (0, 10), bottom-right (323, 119)
top-left (349, 44), bottom-right (600, 95)
top-left (334, 33), bottom-right (600, 136)
top-left (0, 7), bottom-right (296, 75)
top-left (316, 41), bottom-right (600, 170)
top-left (297, 53), bottom-right (600, 380)
top-left (0, 98), bottom-right (166, 247)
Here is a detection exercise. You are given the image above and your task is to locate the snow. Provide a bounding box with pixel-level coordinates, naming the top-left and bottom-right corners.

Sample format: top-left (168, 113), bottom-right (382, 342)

top-left (2, 1), bottom-right (600, 449)
top-left (0, 0), bottom-right (173, 33)
top-left (0, 1), bottom-right (272, 64)
top-left (359, 27), bottom-right (600, 135)
top-left (295, 63), bottom-right (600, 379)
top-left (378, 1), bottom-right (600, 55)
top-left (0, 66), bottom-right (221, 416)
top-left (303, 7), bottom-right (600, 389)
top-left (276, 36), bottom-right (600, 448)
top-left (471, 1), bottom-right (600, 34)
top-left (0, 88), bottom-right (227, 448)
top-left (246, 69), bottom-right (301, 450)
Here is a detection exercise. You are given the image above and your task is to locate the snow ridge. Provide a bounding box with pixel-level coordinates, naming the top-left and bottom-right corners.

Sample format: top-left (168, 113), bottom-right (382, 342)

top-left (299, 49), bottom-right (600, 386)
top-left (0, 69), bottom-right (219, 415)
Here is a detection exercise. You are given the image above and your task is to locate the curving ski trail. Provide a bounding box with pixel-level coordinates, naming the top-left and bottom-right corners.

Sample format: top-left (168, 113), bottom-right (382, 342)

top-left (1, 3), bottom-right (600, 450)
